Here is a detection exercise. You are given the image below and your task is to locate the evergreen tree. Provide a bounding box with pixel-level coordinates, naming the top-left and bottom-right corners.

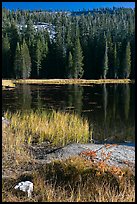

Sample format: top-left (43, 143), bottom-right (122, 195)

top-left (25, 19), bottom-right (35, 47)
top-left (2, 7), bottom-right (135, 80)
top-left (67, 51), bottom-right (73, 78)
top-left (73, 36), bottom-right (84, 78)
top-left (107, 34), bottom-right (114, 78)
top-left (21, 39), bottom-right (31, 79)
top-left (113, 43), bottom-right (119, 79)
top-left (103, 39), bottom-right (109, 79)
top-left (2, 34), bottom-right (11, 78)
top-left (41, 40), bottom-right (49, 78)
top-left (34, 39), bottom-right (43, 78)
top-left (122, 41), bottom-right (131, 78)
top-left (14, 42), bottom-right (22, 78)
top-left (8, 20), bottom-right (20, 77)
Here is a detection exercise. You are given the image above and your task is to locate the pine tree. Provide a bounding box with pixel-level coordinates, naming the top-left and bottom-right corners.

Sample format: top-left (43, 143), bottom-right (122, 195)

top-left (8, 21), bottom-right (20, 77)
top-left (103, 39), bottom-right (109, 79)
top-left (122, 41), bottom-right (131, 78)
top-left (34, 39), bottom-right (43, 78)
top-left (25, 19), bottom-right (35, 47)
top-left (14, 42), bottom-right (22, 78)
top-left (113, 43), bottom-right (119, 79)
top-left (107, 34), bottom-right (114, 78)
top-left (41, 40), bottom-right (49, 78)
top-left (21, 39), bottom-right (31, 79)
top-left (73, 36), bottom-right (84, 78)
top-left (67, 51), bottom-right (73, 78)
top-left (2, 34), bottom-right (11, 78)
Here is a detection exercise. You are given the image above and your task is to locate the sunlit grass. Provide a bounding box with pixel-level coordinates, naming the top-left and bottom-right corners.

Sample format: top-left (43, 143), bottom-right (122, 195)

top-left (2, 80), bottom-right (16, 88)
top-left (4, 110), bottom-right (90, 147)
top-left (2, 110), bottom-right (134, 202)
top-left (13, 78), bottom-right (134, 85)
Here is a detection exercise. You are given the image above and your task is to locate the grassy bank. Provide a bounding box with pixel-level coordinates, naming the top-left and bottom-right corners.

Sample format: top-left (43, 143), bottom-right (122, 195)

top-left (2, 156), bottom-right (135, 202)
top-left (4, 110), bottom-right (90, 146)
top-left (2, 80), bottom-right (16, 88)
top-left (2, 110), bottom-right (135, 202)
top-left (3, 78), bottom-right (135, 85)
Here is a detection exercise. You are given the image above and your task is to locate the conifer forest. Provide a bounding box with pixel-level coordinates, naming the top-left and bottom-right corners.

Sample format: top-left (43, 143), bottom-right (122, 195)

top-left (2, 7), bottom-right (135, 79)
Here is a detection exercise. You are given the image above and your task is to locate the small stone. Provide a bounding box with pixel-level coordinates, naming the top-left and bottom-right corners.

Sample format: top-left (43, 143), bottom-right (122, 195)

top-left (14, 181), bottom-right (33, 198)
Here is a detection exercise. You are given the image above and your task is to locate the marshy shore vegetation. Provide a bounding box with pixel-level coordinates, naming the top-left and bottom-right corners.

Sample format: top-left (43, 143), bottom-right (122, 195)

top-left (2, 78), bottom-right (135, 87)
top-left (2, 110), bottom-right (135, 202)
top-left (2, 80), bottom-right (16, 88)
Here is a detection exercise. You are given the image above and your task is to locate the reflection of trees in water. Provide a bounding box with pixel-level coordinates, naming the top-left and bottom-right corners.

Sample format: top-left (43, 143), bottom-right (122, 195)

top-left (123, 84), bottom-right (130, 120)
top-left (21, 84), bottom-right (32, 110)
top-left (3, 83), bottom-right (134, 143)
top-left (102, 84), bottom-right (108, 141)
top-left (36, 87), bottom-right (43, 109)
top-left (10, 84), bottom-right (32, 111)
top-left (100, 84), bottom-right (133, 142)
top-left (67, 85), bottom-right (83, 115)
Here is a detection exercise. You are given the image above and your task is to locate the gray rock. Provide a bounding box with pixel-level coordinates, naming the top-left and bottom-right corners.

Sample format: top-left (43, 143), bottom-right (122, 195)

top-left (14, 181), bottom-right (33, 198)
top-left (31, 143), bottom-right (135, 173)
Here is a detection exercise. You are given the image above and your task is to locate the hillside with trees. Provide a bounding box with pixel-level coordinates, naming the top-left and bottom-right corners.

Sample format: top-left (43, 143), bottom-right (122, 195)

top-left (2, 7), bottom-right (135, 79)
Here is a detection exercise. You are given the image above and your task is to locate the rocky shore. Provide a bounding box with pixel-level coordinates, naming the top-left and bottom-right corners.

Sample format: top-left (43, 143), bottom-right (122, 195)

top-left (28, 142), bottom-right (135, 173)
top-left (2, 117), bottom-right (135, 179)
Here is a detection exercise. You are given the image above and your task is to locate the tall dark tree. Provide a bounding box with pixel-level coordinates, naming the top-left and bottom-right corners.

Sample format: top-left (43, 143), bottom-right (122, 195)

top-left (67, 51), bottom-right (73, 78)
top-left (73, 36), bottom-right (84, 78)
top-left (122, 41), bottom-right (131, 78)
top-left (103, 38), bottom-right (109, 79)
top-left (34, 39), bottom-right (43, 78)
top-left (21, 39), bottom-right (32, 79)
top-left (2, 34), bottom-right (11, 78)
top-left (41, 40), bottom-right (49, 78)
top-left (113, 43), bottom-right (119, 79)
top-left (8, 20), bottom-right (20, 77)
top-left (14, 42), bottom-right (22, 78)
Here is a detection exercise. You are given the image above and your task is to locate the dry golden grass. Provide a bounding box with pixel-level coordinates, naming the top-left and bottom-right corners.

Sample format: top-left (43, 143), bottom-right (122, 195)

top-left (13, 78), bottom-right (134, 85)
top-left (2, 180), bottom-right (135, 202)
top-left (2, 80), bottom-right (16, 88)
top-left (4, 110), bottom-right (90, 146)
top-left (2, 110), bottom-right (135, 202)
top-left (2, 156), bottom-right (135, 202)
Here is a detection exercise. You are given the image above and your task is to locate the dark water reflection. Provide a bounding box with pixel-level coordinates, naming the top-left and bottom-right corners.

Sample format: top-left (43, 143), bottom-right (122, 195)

top-left (2, 83), bottom-right (135, 143)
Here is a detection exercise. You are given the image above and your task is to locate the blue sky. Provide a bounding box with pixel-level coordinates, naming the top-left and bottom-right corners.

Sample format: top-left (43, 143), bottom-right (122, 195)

top-left (2, 2), bottom-right (135, 11)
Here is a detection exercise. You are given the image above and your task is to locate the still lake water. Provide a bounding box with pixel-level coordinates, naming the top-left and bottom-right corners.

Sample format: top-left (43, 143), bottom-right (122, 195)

top-left (2, 83), bottom-right (135, 144)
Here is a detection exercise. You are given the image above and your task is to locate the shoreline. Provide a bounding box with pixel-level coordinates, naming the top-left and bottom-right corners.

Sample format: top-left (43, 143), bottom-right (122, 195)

top-left (2, 113), bottom-right (135, 202)
top-left (2, 79), bottom-right (135, 87)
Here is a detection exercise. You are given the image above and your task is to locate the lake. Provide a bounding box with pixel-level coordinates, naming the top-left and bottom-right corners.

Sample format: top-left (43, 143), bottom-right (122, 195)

top-left (2, 83), bottom-right (135, 144)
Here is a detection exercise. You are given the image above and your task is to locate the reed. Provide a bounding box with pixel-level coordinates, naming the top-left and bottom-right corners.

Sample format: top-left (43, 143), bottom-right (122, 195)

top-left (4, 109), bottom-right (90, 147)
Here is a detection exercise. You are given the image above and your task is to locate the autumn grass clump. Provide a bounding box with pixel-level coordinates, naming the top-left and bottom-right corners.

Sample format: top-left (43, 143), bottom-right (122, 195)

top-left (2, 156), bottom-right (135, 202)
top-left (4, 109), bottom-right (90, 147)
top-left (2, 109), bottom-right (90, 183)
